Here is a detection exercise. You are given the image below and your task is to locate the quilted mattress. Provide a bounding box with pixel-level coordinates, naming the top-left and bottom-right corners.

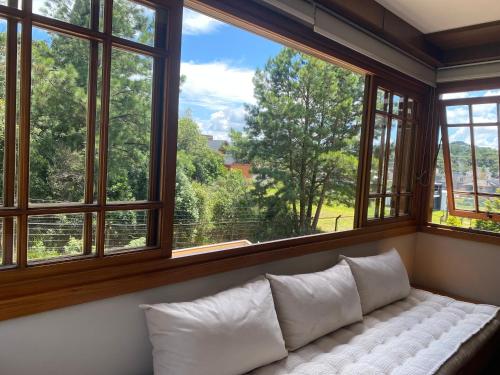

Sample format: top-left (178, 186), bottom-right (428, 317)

top-left (250, 288), bottom-right (499, 375)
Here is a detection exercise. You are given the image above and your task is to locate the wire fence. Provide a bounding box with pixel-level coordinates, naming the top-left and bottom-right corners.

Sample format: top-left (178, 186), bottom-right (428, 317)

top-left (1, 213), bottom-right (355, 260)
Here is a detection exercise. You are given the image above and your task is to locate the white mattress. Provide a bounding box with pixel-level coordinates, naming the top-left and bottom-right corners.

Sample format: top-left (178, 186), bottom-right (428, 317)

top-left (249, 288), bottom-right (499, 375)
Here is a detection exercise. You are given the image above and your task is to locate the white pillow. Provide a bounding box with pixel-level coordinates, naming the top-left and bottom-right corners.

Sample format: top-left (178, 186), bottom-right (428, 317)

top-left (341, 248), bottom-right (411, 314)
top-left (140, 277), bottom-right (287, 375)
top-left (266, 260), bottom-right (362, 351)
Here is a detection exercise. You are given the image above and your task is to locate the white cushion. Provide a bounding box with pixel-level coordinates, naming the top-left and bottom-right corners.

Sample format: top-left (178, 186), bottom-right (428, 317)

top-left (341, 248), bottom-right (411, 314)
top-left (266, 260), bottom-right (362, 351)
top-left (140, 277), bottom-right (287, 375)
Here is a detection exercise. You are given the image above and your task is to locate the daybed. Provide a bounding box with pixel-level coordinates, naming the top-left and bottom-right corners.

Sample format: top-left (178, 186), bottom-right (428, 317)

top-left (141, 249), bottom-right (500, 375)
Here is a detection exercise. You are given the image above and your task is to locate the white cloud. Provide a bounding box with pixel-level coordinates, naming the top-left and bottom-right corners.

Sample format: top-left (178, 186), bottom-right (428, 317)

top-left (182, 8), bottom-right (224, 35)
top-left (180, 61), bottom-right (256, 111)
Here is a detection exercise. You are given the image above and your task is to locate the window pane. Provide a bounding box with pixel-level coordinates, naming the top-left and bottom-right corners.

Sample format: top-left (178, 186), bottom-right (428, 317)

top-left (0, 18), bottom-right (6, 205)
top-left (384, 195), bottom-right (396, 217)
top-left (367, 197), bottom-right (381, 219)
top-left (474, 126), bottom-right (499, 194)
top-left (0, 0), bottom-right (20, 8)
top-left (104, 210), bottom-right (152, 253)
top-left (446, 105), bottom-right (469, 124)
top-left (28, 213), bottom-right (96, 262)
top-left (441, 89), bottom-right (500, 100)
top-left (0, 217), bottom-right (17, 267)
top-left (112, 0), bottom-right (155, 46)
top-left (399, 195), bottom-right (410, 216)
top-left (478, 196), bottom-right (500, 214)
top-left (385, 118), bottom-right (400, 193)
top-left (454, 193), bottom-right (475, 211)
top-left (107, 48), bottom-right (153, 201)
top-left (174, 8), bottom-right (364, 250)
top-left (33, 0), bottom-right (92, 28)
top-left (447, 127), bottom-right (473, 191)
top-left (376, 88), bottom-right (389, 112)
top-left (407, 98), bottom-right (415, 119)
top-left (369, 114), bottom-right (387, 194)
top-left (472, 103), bottom-right (497, 124)
top-left (30, 29), bottom-right (93, 204)
top-left (392, 94), bottom-right (403, 116)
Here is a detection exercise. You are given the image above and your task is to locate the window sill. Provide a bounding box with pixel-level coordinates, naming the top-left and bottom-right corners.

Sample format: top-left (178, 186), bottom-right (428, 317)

top-left (0, 222), bottom-right (416, 321)
top-left (420, 224), bottom-right (500, 246)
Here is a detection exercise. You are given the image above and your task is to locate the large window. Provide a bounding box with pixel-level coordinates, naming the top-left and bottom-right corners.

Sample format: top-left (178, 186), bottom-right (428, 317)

top-left (0, 0), bottom-right (174, 268)
top-left (430, 89), bottom-right (500, 233)
top-left (173, 8), bottom-right (366, 251)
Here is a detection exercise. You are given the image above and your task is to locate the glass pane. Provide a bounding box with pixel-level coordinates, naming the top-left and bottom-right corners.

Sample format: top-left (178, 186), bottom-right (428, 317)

top-left (107, 48), bottom-right (153, 201)
top-left (0, 0), bottom-right (20, 8)
top-left (385, 118), bottom-right (400, 194)
top-left (399, 121), bottom-right (414, 193)
top-left (33, 0), bottom-right (92, 28)
top-left (407, 98), bottom-right (415, 119)
top-left (472, 103), bottom-right (497, 124)
top-left (447, 127), bottom-right (473, 192)
top-left (174, 7), bottom-right (364, 251)
top-left (369, 114), bottom-right (387, 193)
top-left (391, 94), bottom-right (404, 116)
top-left (446, 105), bottom-right (469, 124)
top-left (104, 210), bottom-right (151, 253)
top-left (478, 196), bottom-right (500, 214)
top-left (0, 217), bottom-right (17, 267)
top-left (385, 195), bottom-right (396, 217)
top-left (112, 0), bottom-right (155, 46)
top-left (376, 88), bottom-right (389, 112)
top-left (454, 193), bottom-right (475, 211)
top-left (399, 195), bottom-right (411, 216)
top-left (441, 89), bottom-right (500, 100)
top-left (30, 28), bottom-right (93, 204)
top-left (474, 126), bottom-right (499, 194)
top-left (367, 197), bottom-right (381, 219)
top-left (28, 213), bottom-right (96, 262)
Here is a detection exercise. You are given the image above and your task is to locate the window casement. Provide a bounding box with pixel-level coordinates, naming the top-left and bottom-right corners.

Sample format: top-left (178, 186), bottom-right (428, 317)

top-left (363, 78), bottom-right (420, 224)
top-left (440, 96), bottom-right (500, 222)
top-left (0, 0), bottom-right (181, 268)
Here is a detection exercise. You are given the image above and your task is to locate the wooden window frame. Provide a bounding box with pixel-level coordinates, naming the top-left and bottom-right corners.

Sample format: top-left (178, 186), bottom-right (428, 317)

top-left (439, 96), bottom-right (500, 222)
top-left (0, 0), bottom-right (429, 321)
top-left (361, 76), bottom-right (423, 226)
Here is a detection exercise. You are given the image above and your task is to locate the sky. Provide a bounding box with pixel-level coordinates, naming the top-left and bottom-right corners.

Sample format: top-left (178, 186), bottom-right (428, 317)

top-left (179, 8), bottom-right (282, 140)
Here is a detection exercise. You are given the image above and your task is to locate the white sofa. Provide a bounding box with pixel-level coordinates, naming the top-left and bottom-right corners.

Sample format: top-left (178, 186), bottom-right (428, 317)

top-left (141, 249), bottom-right (500, 375)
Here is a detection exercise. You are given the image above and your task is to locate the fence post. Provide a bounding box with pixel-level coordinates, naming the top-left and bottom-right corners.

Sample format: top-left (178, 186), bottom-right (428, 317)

top-left (334, 215), bottom-right (342, 232)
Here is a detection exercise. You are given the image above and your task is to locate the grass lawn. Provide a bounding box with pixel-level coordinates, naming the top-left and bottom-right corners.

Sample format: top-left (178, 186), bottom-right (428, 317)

top-left (316, 204), bottom-right (355, 232)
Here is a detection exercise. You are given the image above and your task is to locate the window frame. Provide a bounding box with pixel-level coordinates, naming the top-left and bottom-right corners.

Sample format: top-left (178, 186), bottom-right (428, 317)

top-left (0, 0), bottom-right (428, 321)
top-left (439, 96), bottom-right (500, 223)
top-left (361, 76), bottom-right (423, 226)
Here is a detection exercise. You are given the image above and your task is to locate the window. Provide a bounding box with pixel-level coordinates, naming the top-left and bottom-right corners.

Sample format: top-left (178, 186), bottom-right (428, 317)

top-left (431, 90), bottom-right (500, 233)
top-left (365, 81), bottom-right (419, 222)
top-left (173, 7), bottom-right (366, 252)
top-left (0, 0), bottom-right (173, 268)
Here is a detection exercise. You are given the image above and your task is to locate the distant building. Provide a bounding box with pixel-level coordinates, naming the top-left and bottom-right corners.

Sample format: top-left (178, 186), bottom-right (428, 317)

top-left (203, 134), bottom-right (253, 179)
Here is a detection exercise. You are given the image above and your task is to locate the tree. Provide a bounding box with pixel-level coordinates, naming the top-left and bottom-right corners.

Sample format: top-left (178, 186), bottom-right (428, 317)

top-left (232, 48), bottom-right (364, 235)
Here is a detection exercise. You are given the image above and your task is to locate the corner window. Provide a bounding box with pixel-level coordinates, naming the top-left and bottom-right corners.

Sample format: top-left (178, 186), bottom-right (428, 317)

top-left (431, 90), bottom-right (499, 232)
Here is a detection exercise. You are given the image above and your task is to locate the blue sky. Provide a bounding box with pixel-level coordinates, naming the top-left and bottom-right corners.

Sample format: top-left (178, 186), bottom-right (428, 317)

top-left (179, 8), bottom-right (282, 140)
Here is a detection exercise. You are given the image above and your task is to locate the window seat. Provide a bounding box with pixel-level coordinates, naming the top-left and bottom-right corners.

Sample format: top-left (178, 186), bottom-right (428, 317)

top-left (249, 288), bottom-right (499, 375)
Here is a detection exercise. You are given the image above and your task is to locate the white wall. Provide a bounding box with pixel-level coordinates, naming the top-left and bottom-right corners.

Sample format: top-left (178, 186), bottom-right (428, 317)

top-left (413, 232), bottom-right (500, 306)
top-left (0, 234), bottom-right (415, 375)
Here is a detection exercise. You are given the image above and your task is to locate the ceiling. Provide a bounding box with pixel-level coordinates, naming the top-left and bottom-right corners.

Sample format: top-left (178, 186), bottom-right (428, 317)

top-left (375, 0), bottom-right (500, 33)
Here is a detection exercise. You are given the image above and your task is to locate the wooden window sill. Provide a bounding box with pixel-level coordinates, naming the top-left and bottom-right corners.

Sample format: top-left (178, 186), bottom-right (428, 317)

top-left (420, 224), bottom-right (500, 246)
top-left (0, 222), bottom-right (416, 321)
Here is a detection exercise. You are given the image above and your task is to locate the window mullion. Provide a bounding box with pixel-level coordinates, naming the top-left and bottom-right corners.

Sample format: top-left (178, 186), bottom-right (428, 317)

top-left (2, 6), bottom-right (18, 266)
top-left (96, 0), bottom-right (113, 257)
top-left (468, 105), bottom-right (480, 213)
top-left (394, 97), bottom-right (408, 216)
top-left (17, 0), bottom-right (33, 268)
top-left (380, 93), bottom-right (394, 219)
top-left (83, 0), bottom-right (101, 255)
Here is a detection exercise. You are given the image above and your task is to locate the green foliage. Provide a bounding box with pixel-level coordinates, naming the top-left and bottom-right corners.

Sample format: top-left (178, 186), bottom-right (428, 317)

top-left (127, 237), bottom-right (146, 248)
top-left (232, 48), bottom-right (364, 235)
